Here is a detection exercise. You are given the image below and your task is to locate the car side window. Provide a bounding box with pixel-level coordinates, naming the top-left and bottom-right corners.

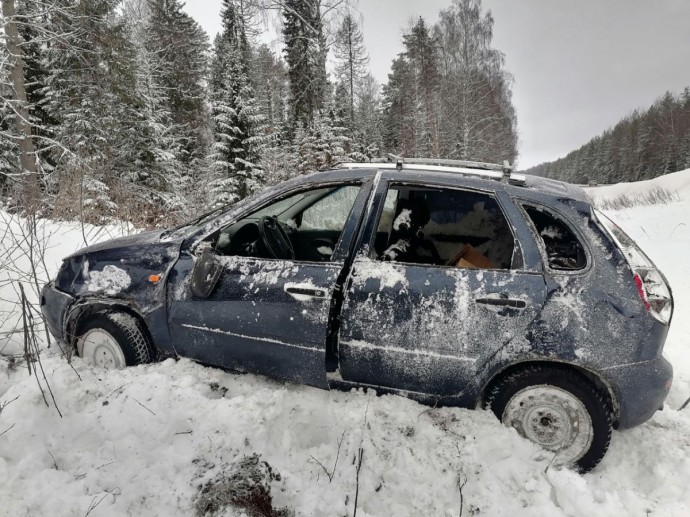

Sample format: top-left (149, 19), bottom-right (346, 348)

top-left (523, 206), bottom-right (587, 270)
top-left (301, 186), bottom-right (361, 231)
top-left (373, 185), bottom-right (516, 269)
top-left (215, 184), bottom-right (361, 262)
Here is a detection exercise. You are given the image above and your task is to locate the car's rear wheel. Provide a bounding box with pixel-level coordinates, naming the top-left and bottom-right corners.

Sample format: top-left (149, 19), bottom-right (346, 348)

top-left (76, 311), bottom-right (155, 369)
top-left (485, 366), bottom-right (612, 472)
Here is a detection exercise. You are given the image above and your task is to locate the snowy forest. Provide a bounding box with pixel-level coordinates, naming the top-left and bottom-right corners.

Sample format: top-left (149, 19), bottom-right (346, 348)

top-left (0, 0), bottom-right (518, 227)
top-left (525, 88), bottom-right (690, 184)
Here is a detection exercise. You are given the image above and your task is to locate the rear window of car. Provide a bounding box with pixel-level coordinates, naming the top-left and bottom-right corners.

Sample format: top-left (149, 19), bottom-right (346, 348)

top-left (523, 205), bottom-right (587, 271)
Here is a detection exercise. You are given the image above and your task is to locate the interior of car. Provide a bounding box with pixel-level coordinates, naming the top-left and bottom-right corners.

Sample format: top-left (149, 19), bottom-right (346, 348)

top-left (374, 185), bottom-right (516, 269)
top-left (211, 185), bottom-right (361, 262)
top-left (207, 182), bottom-right (517, 271)
top-left (523, 205), bottom-right (587, 270)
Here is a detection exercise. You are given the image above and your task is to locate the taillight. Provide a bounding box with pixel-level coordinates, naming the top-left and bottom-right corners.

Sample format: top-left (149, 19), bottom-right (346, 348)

top-left (633, 273), bottom-right (650, 311)
top-left (633, 268), bottom-right (673, 324)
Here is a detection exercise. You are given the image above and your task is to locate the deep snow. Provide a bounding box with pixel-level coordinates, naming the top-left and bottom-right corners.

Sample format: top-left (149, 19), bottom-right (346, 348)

top-left (1, 171), bottom-right (690, 516)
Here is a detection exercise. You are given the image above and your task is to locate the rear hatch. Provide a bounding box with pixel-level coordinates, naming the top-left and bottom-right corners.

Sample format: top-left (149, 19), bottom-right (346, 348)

top-left (592, 208), bottom-right (673, 325)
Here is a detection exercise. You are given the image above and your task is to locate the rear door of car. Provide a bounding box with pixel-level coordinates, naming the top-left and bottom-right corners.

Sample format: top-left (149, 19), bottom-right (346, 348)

top-left (337, 172), bottom-right (548, 397)
top-left (167, 180), bottom-right (373, 389)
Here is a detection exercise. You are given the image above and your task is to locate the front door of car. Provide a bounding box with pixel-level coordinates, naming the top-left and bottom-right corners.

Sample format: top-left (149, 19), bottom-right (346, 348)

top-left (337, 179), bottom-right (548, 397)
top-left (167, 182), bottom-right (371, 388)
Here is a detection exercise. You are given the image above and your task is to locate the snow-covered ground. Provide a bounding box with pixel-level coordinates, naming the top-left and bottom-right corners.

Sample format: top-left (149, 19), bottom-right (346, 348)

top-left (1, 172), bottom-right (690, 516)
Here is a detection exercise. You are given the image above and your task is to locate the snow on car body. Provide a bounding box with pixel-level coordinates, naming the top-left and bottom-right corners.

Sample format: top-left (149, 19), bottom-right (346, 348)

top-left (40, 161), bottom-right (674, 472)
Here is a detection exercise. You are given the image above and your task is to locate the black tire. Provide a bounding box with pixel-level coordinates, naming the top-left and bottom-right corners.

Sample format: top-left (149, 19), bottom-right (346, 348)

top-left (485, 366), bottom-right (613, 473)
top-left (77, 311), bottom-right (156, 367)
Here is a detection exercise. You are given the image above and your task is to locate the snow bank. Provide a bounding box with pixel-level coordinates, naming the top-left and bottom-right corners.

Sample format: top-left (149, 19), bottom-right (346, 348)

top-left (585, 167), bottom-right (690, 203)
top-left (2, 170), bottom-right (690, 515)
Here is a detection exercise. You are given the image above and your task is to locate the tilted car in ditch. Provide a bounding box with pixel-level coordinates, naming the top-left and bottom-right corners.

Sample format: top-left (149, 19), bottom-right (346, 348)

top-left (41, 158), bottom-right (674, 472)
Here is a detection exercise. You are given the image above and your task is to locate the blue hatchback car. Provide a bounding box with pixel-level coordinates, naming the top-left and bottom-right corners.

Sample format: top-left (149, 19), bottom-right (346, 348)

top-left (41, 159), bottom-right (674, 472)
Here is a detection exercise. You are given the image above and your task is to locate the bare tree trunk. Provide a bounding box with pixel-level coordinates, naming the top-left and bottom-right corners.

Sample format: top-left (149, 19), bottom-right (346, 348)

top-left (2, 0), bottom-right (40, 212)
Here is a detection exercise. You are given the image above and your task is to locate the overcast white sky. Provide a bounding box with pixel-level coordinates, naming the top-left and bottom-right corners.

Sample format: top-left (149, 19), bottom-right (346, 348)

top-left (183, 0), bottom-right (690, 169)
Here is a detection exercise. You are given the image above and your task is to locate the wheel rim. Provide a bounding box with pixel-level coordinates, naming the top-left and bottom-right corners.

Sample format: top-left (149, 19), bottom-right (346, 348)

top-left (78, 329), bottom-right (127, 369)
top-left (502, 385), bottom-right (593, 464)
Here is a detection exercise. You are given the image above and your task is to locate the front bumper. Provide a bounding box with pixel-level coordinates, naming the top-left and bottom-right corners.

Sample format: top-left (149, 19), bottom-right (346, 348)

top-left (603, 354), bottom-right (673, 429)
top-left (40, 281), bottom-right (75, 343)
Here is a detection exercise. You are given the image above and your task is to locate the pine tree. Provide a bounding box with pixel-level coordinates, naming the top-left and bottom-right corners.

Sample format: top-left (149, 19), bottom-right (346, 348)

top-left (526, 88), bottom-right (690, 182)
top-left (333, 13), bottom-right (369, 134)
top-left (16, 0), bottom-right (58, 174)
top-left (382, 54), bottom-right (415, 156)
top-left (404, 17), bottom-right (441, 157)
top-left (282, 0), bottom-right (328, 129)
top-left (0, 44), bottom-right (18, 191)
top-left (145, 0), bottom-right (209, 166)
top-left (356, 73), bottom-right (384, 159)
top-left (1, 0), bottom-right (39, 210)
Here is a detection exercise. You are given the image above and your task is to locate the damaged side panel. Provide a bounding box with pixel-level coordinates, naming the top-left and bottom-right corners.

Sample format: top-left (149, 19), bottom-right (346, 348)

top-left (167, 254), bottom-right (341, 389)
top-left (338, 258), bottom-right (548, 400)
top-left (61, 242), bottom-right (180, 352)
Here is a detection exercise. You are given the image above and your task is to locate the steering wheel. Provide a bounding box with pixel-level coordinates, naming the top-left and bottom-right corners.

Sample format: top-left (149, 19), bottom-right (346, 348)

top-left (258, 216), bottom-right (295, 260)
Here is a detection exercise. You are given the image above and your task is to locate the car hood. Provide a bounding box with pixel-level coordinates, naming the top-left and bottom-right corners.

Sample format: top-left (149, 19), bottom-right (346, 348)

top-left (64, 230), bottom-right (173, 259)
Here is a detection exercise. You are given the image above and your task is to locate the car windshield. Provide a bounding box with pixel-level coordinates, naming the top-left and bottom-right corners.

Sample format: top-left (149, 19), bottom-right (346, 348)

top-left (249, 193), bottom-right (307, 220)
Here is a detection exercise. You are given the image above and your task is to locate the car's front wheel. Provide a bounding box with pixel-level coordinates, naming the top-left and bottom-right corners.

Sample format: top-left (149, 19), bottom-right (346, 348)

top-left (76, 311), bottom-right (155, 369)
top-left (485, 366), bottom-right (613, 472)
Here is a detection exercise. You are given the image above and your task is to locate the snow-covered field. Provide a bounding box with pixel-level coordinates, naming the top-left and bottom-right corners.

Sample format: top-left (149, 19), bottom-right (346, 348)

top-left (1, 172), bottom-right (690, 516)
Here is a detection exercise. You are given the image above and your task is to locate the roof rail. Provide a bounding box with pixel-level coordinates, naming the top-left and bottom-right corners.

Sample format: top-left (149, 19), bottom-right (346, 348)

top-left (387, 154), bottom-right (511, 173)
top-left (336, 155), bottom-right (526, 186)
top-left (335, 162), bottom-right (527, 186)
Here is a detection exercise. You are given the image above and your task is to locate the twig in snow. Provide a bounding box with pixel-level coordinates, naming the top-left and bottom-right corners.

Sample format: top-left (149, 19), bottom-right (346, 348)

top-left (132, 397), bottom-right (155, 416)
top-left (48, 450), bottom-right (59, 470)
top-left (74, 461), bottom-right (114, 481)
top-left (175, 430), bottom-right (193, 435)
top-left (679, 396), bottom-right (690, 411)
top-left (0, 423), bottom-right (15, 437)
top-left (544, 450), bottom-right (560, 474)
top-left (309, 429), bottom-right (346, 482)
top-left (670, 222), bottom-right (686, 237)
top-left (105, 383), bottom-right (131, 401)
top-left (353, 395), bottom-right (370, 517)
top-left (19, 283), bottom-right (62, 417)
top-left (457, 474), bottom-right (467, 517)
top-left (0, 395), bottom-right (19, 413)
top-left (416, 398), bottom-right (439, 419)
top-left (353, 447), bottom-right (364, 517)
top-left (83, 487), bottom-right (121, 517)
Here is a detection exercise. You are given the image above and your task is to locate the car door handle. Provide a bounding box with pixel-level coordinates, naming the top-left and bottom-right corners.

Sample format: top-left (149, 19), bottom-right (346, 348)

top-left (285, 284), bottom-right (327, 299)
top-left (475, 297), bottom-right (527, 309)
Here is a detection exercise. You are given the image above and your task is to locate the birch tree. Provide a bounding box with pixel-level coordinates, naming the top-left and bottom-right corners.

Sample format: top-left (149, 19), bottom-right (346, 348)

top-left (434, 0), bottom-right (517, 162)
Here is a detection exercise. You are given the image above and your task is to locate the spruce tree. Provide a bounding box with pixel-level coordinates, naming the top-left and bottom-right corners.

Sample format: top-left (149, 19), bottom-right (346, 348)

top-left (41, 0), bottom-right (145, 222)
top-left (208, 0), bottom-right (266, 206)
